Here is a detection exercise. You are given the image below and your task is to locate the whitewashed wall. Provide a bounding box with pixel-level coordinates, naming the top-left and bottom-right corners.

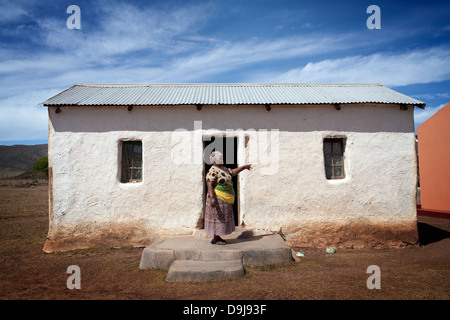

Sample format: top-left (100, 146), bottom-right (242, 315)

top-left (44, 104), bottom-right (418, 252)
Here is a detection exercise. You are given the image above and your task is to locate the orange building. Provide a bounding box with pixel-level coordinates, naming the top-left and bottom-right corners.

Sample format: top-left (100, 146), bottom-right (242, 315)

top-left (417, 102), bottom-right (450, 217)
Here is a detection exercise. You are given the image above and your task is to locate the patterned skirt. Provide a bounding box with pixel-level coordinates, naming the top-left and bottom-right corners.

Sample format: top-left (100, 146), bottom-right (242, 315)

top-left (205, 196), bottom-right (235, 236)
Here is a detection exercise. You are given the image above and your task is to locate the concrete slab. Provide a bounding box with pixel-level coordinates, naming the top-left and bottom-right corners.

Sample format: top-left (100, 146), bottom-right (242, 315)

top-left (139, 228), bottom-right (293, 281)
top-left (140, 234), bottom-right (292, 267)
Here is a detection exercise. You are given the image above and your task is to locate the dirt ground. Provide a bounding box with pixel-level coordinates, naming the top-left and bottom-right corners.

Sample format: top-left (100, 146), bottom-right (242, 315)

top-left (0, 183), bottom-right (449, 302)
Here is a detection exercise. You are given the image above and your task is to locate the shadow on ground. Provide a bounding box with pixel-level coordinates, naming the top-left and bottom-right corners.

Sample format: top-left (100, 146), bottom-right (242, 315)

top-left (417, 222), bottom-right (450, 245)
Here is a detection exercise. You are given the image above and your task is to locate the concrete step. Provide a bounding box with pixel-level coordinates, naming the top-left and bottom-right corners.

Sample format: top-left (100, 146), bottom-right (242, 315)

top-left (166, 260), bottom-right (245, 282)
top-left (139, 228), bottom-right (294, 282)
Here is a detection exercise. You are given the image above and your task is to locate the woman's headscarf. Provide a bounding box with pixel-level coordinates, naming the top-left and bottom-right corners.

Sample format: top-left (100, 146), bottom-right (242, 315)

top-left (210, 151), bottom-right (224, 165)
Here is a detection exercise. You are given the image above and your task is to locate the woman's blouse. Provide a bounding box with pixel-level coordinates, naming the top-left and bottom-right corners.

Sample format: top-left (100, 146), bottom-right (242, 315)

top-left (206, 165), bottom-right (233, 186)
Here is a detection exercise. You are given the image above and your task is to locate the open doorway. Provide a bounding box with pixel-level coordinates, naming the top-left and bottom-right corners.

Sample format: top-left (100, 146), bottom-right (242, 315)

top-left (203, 136), bottom-right (239, 226)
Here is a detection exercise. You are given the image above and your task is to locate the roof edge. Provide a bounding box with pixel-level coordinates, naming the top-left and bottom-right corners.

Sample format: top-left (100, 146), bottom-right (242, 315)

top-left (73, 82), bottom-right (385, 87)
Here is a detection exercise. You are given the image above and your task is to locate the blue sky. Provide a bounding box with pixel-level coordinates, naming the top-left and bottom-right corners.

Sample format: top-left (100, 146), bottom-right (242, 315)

top-left (0, 0), bottom-right (449, 145)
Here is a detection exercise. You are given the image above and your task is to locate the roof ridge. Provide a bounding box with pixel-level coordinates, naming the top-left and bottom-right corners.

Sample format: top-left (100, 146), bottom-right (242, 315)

top-left (75, 83), bottom-right (383, 87)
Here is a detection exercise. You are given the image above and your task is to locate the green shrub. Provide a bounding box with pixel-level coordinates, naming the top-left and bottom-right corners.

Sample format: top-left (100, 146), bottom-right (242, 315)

top-left (32, 156), bottom-right (48, 176)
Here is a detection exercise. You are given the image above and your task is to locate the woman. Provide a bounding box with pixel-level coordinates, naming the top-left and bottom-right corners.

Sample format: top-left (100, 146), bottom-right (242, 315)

top-left (205, 151), bottom-right (252, 245)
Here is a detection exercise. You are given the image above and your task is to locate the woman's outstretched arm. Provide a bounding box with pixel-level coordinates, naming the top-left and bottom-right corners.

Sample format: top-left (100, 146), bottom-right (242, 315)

top-left (231, 164), bottom-right (252, 176)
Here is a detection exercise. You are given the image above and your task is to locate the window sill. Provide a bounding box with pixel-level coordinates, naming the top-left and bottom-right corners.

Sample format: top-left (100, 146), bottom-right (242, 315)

top-left (118, 180), bottom-right (143, 188)
top-left (326, 176), bottom-right (350, 185)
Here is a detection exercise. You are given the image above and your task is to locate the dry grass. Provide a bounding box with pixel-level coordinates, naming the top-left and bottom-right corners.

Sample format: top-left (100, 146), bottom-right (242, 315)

top-left (0, 184), bottom-right (449, 301)
top-left (0, 176), bottom-right (48, 188)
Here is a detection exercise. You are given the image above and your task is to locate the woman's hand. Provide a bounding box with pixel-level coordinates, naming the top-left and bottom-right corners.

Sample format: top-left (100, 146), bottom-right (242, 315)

top-left (206, 181), bottom-right (217, 207)
top-left (245, 164), bottom-right (252, 170)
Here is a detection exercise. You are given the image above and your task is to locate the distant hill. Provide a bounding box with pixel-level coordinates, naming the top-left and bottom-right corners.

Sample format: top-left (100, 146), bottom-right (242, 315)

top-left (0, 144), bottom-right (48, 177)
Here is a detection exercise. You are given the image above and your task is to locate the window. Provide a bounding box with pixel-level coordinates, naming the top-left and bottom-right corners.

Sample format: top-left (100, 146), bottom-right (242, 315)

top-left (323, 138), bottom-right (345, 179)
top-left (121, 141), bottom-right (142, 183)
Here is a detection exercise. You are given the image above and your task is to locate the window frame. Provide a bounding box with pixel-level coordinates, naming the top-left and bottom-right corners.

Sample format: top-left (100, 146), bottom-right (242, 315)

top-left (323, 138), bottom-right (345, 180)
top-left (120, 140), bottom-right (143, 183)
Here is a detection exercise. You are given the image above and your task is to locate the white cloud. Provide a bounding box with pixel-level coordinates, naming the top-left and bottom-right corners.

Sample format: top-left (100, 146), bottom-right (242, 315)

top-left (414, 103), bottom-right (446, 126)
top-left (0, 53), bottom-right (83, 75)
top-left (165, 33), bottom-right (364, 81)
top-left (0, 32), bottom-right (363, 92)
top-left (255, 46), bottom-right (450, 87)
top-left (0, 0), bottom-right (28, 24)
top-left (35, 2), bottom-right (213, 59)
top-left (411, 92), bottom-right (450, 100)
top-left (0, 89), bottom-right (55, 142)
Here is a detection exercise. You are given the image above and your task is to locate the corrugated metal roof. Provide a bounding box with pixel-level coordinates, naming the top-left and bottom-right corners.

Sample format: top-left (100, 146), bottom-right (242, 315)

top-left (41, 83), bottom-right (426, 107)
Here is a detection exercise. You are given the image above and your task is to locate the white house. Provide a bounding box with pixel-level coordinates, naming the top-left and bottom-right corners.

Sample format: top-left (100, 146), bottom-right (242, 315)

top-left (41, 83), bottom-right (425, 252)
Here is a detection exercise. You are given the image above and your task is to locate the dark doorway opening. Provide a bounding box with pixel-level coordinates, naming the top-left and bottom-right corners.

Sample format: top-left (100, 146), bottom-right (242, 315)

top-left (203, 137), bottom-right (239, 226)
